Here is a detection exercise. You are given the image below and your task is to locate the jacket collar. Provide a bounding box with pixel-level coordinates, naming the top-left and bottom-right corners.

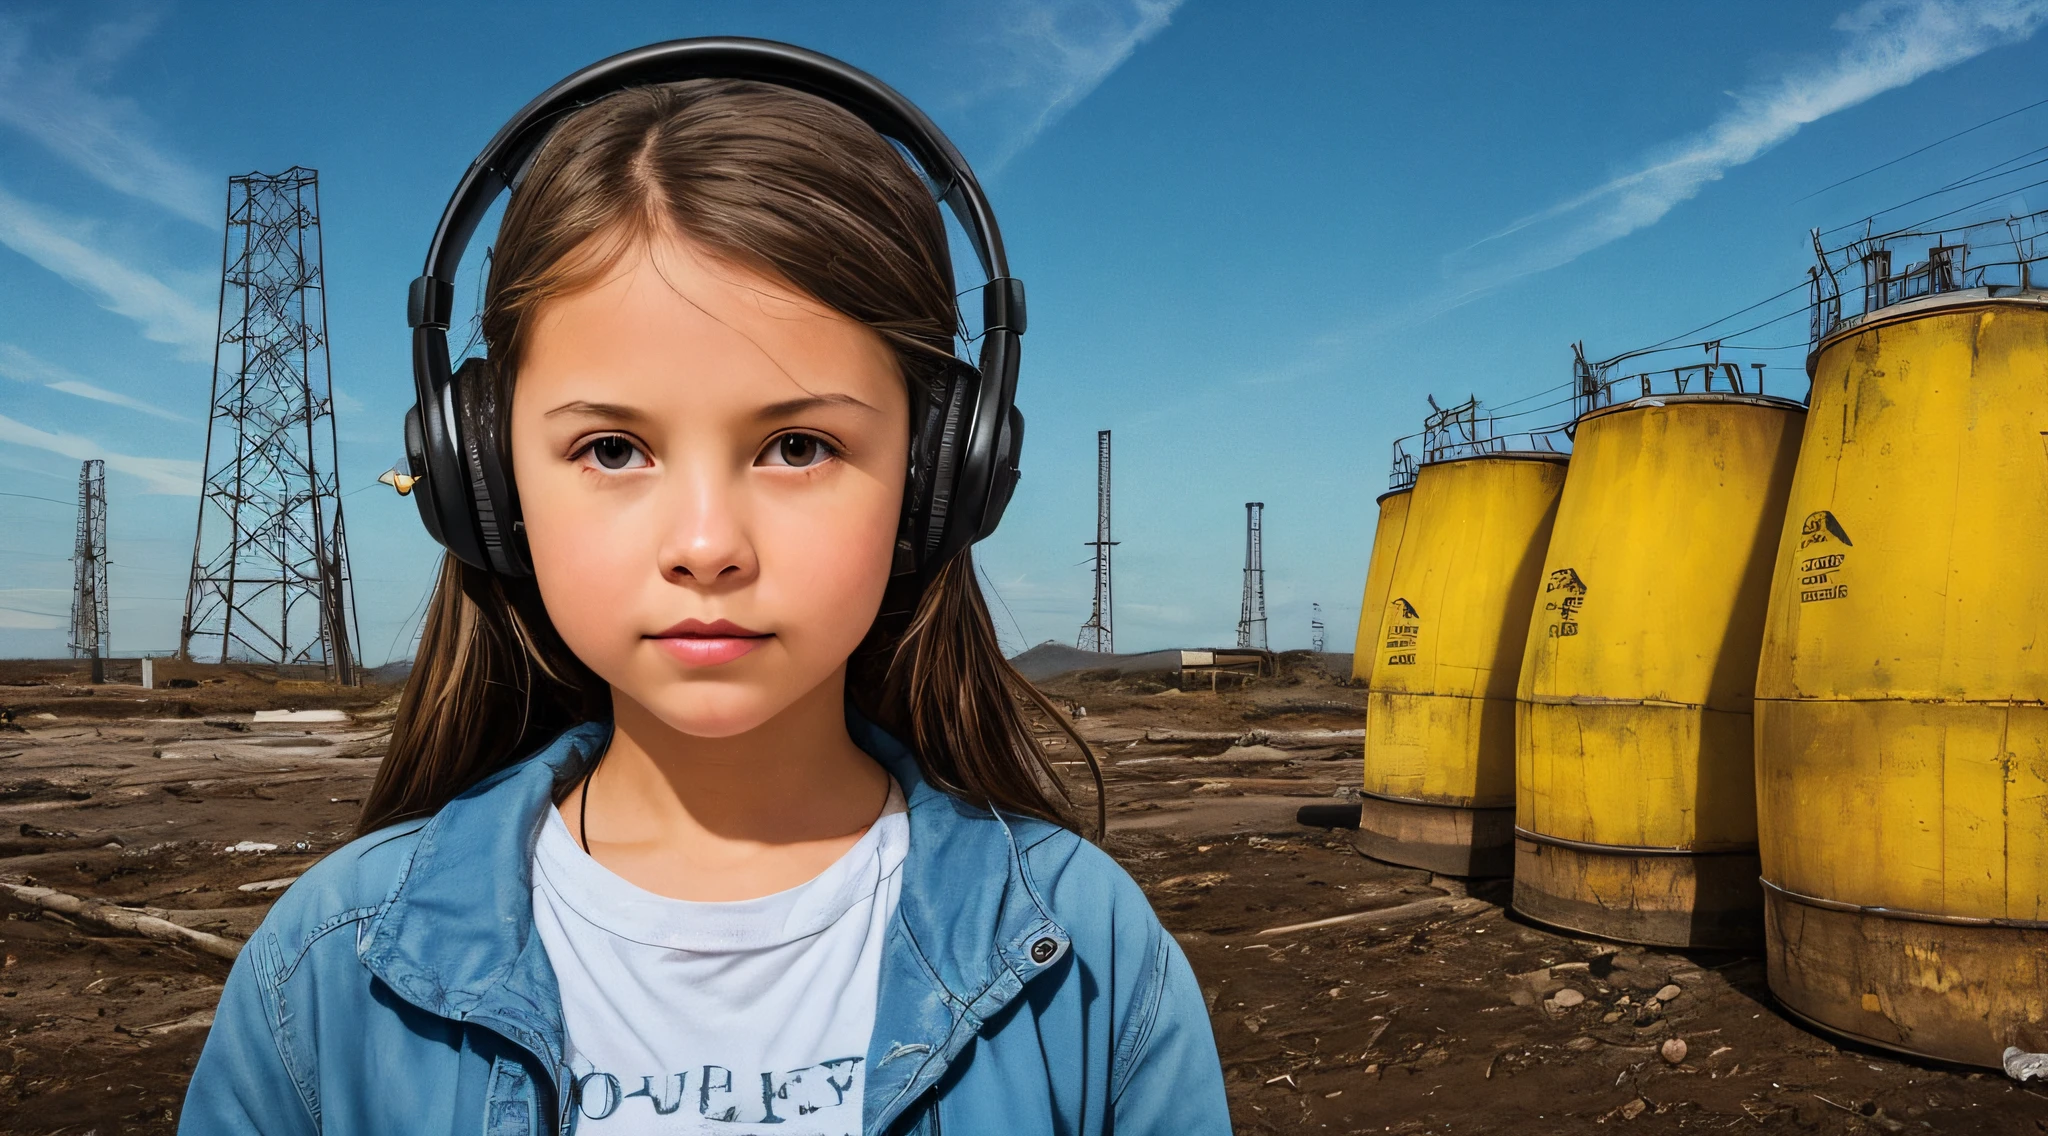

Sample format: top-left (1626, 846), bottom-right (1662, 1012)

top-left (357, 713), bottom-right (1071, 1134)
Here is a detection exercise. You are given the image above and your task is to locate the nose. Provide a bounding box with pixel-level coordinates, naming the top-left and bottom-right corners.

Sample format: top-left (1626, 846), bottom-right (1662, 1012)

top-left (654, 466), bottom-right (759, 589)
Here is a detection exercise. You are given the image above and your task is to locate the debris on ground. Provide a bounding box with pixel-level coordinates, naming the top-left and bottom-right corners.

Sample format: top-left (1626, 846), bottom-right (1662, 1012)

top-left (2, 652), bottom-right (2043, 1133)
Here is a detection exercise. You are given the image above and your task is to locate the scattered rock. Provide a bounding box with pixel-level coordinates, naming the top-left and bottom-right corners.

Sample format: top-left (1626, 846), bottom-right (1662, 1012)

top-left (1654, 984), bottom-right (1683, 1003)
top-left (1565, 1036), bottom-right (1599, 1051)
top-left (1549, 988), bottom-right (1586, 1009)
top-left (1509, 966), bottom-right (1567, 1006)
top-left (224, 841), bottom-right (277, 853)
top-left (237, 876), bottom-right (300, 893)
top-left (1661, 1038), bottom-right (1688, 1064)
top-left (1619, 1098), bottom-right (1648, 1120)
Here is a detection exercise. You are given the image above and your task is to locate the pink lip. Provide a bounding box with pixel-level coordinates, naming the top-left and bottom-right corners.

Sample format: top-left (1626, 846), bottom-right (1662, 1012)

top-left (647, 619), bottom-right (771, 668)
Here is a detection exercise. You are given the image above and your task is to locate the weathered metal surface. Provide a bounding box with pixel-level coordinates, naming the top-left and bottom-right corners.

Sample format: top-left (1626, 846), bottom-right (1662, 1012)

top-left (1353, 790), bottom-right (1515, 878)
top-left (1756, 292), bottom-right (2048, 1066)
top-left (1350, 488), bottom-right (1413, 687)
top-left (1764, 885), bottom-right (2048, 1068)
top-left (1361, 454), bottom-right (1564, 876)
top-left (1512, 831), bottom-right (1763, 948)
top-left (1513, 395), bottom-right (1802, 946)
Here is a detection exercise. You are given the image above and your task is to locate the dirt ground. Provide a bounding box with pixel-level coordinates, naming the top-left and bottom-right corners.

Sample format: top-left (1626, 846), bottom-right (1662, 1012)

top-left (1, 655), bottom-right (2043, 1134)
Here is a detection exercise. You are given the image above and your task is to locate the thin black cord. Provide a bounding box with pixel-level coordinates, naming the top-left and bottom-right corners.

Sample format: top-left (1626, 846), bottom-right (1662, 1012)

top-left (578, 749), bottom-right (603, 855)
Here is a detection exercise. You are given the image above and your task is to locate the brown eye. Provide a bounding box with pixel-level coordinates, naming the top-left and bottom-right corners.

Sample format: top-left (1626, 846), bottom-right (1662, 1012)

top-left (585, 435), bottom-right (647, 470)
top-left (764, 433), bottom-right (833, 468)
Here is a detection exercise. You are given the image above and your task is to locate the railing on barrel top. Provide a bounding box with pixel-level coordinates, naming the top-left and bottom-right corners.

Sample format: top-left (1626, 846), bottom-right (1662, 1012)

top-left (1809, 211), bottom-right (2048, 346)
top-left (1386, 397), bottom-right (1570, 491)
top-left (1572, 342), bottom-right (1775, 418)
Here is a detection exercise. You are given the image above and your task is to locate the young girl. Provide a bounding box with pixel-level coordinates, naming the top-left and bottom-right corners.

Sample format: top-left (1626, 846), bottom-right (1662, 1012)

top-left (179, 40), bottom-right (1229, 1136)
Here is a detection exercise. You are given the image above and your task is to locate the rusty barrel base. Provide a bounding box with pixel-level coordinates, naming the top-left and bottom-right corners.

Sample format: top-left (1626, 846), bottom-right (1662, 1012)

top-left (1511, 833), bottom-right (1762, 950)
top-left (1352, 792), bottom-right (1513, 877)
top-left (1764, 884), bottom-right (2048, 1069)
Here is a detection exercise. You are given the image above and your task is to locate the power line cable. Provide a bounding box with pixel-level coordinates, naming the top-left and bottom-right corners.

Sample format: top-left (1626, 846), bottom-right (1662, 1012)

top-left (0, 491), bottom-right (74, 507)
top-left (1600, 277), bottom-right (1813, 367)
top-left (1892, 173), bottom-right (2048, 238)
top-left (976, 561), bottom-right (1031, 655)
top-left (1820, 146), bottom-right (2048, 238)
top-left (1484, 378), bottom-right (1576, 415)
top-left (380, 573), bottom-right (438, 667)
top-left (1792, 94), bottom-right (2048, 204)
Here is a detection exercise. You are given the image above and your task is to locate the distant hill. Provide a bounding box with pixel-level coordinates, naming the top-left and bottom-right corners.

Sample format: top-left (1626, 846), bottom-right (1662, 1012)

top-left (1007, 641), bottom-right (1184, 683)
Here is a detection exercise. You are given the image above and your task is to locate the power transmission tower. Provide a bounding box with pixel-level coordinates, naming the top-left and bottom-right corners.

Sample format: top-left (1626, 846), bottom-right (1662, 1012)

top-left (69, 460), bottom-right (109, 683)
top-left (1236, 502), bottom-right (1267, 650)
top-left (1311, 602), bottom-right (1325, 653)
top-left (181, 168), bottom-right (360, 684)
top-left (1076, 429), bottom-right (1118, 652)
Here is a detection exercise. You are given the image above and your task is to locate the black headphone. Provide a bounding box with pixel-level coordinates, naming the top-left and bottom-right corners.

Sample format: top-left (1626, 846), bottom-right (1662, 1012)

top-left (402, 37), bottom-right (1025, 581)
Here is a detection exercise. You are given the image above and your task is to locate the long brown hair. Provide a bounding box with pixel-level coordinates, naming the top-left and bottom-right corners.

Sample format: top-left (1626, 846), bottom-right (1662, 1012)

top-left (359, 79), bottom-right (1100, 835)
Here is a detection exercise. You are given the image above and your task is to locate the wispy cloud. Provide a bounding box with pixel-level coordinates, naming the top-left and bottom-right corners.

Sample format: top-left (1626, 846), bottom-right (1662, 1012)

top-left (0, 342), bottom-right (189, 421)
top-left (959, 0), bottom-right (1185, 172)
top-left (0, 183), bottom-right (215, 359)
top-left (0, 410), bottom-right (201, 494)
top-left (0, 11), bottom-right (215, 225)
top-left (0, 595), bottom-right (66, 631)
top-left (1451, 0), bottom-right (2048, 287)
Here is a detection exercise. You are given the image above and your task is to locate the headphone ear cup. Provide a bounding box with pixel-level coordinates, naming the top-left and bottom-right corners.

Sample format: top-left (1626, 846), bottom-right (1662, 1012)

top-left (979, 404), bottom-right (1023, 541)
top-left (917, 364), bottom-right (977, 568)
top-left (403, 403), bottom-right (450, 550)
top-left (451, 357), bottom-right (531, 577)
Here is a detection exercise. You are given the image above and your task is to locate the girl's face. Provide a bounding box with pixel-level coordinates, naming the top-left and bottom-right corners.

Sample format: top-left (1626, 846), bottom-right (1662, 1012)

top-left (511, 233), bottom-right (910, 738)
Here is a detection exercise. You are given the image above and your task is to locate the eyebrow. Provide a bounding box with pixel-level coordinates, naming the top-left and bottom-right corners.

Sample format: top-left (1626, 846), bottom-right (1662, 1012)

top-left (754, 393), bottom-right (881, 420)
top-left (542, 392), bottom-right (882, 423)
top-left (543, 400), bottom-right (649, 421)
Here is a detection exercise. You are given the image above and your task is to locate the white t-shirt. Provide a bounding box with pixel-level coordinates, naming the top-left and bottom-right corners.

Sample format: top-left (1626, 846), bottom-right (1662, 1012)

top-left (531, 780), bottom-right (908, 1135)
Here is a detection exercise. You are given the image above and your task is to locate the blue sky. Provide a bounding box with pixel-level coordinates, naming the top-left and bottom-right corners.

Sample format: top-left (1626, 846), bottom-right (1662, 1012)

top-left (1, 1), bottom-right (2044, 661)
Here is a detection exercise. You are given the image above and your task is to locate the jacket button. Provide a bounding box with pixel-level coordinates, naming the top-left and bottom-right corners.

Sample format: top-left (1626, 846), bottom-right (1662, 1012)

top-left (1030, 937), bottom-right (1058, 964)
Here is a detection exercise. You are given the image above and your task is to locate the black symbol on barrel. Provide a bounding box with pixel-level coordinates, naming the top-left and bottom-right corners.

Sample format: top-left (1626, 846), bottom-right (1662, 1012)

top-left (1799, 510), bottom-right (1853, 549)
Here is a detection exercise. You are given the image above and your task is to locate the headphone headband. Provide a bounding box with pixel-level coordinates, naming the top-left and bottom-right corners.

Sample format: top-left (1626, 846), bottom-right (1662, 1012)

top-left (403, 37), bottom-right (1026, 580)
top-left (408, 37), bottom-right (1013, 331)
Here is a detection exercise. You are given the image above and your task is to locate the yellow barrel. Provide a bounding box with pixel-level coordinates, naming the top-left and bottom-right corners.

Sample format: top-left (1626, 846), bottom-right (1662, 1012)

top-left (1513, 394), bottom-right (1804, 947)
top-left (1360, 454), bottom-right (1567, 876)
top-left (1351, 488), bottom-right (1413, 686)
top-left (1756, 291), bottom-right (2048, 1068)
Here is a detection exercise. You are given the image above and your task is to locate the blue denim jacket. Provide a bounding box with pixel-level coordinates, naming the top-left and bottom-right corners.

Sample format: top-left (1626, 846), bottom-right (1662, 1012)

top-left (179, 716), bottom-right (1231, 1134)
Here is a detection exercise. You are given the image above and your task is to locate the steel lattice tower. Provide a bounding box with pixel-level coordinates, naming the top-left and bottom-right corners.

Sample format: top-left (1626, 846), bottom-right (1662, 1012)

top-left (1076, 430), bottom-right (1118, 652)
top-left (70, 459), bottom-right (109, 682)
top-left (181, 168), bottom-right (359, 684)
top-left (1236, 502), bottom-right (1267, 650)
